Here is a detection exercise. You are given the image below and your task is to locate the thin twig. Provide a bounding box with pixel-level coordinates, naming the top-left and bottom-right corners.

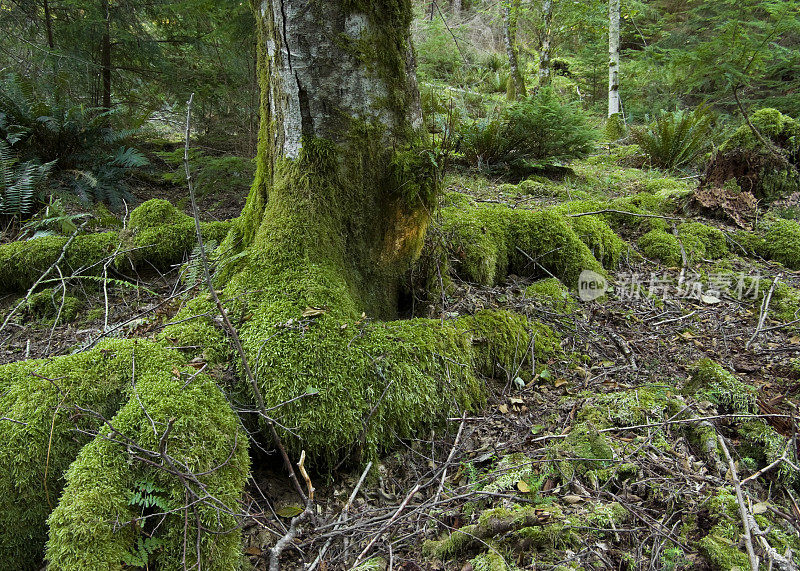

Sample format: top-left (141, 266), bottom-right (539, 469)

top-left (183, 93), bottom-right (307, 504)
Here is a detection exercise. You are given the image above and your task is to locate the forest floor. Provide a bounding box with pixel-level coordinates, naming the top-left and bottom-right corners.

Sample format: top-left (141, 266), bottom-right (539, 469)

top-left (2, 154), bottom-right (799, 570)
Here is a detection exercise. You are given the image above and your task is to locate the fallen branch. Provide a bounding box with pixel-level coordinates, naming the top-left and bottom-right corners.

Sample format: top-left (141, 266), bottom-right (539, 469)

top-left (747, 274), bottom-right (781, 350)
top-left (717, 434), bottom-right (759, 571)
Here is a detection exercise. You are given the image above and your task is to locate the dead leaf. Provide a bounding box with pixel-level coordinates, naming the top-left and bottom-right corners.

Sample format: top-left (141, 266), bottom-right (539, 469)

top-left (517, 480), bottom-right (531, 493)
top-left (171, 366), bottom-right (181, 378)
top-left (245, 546), bottom-right (262, 556)
top-left (563, 494), bottom-right (583, 504)
top-left (553, 378), bottom-right (568, 388)
top-left (275, 505), bottom-right (304, 518)
top-left (498, 404), bottom-right (509, 414)
top-left (302, 307), bottom-right (326, 318)
top-left (509, 397), bottom-right (524, 405)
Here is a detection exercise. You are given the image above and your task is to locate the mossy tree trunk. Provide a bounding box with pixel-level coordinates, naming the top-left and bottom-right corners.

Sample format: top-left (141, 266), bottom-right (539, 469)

top-left (537, 0), bottom-right (553, 88)
top-left (503, 0), bottom-right (526, 101)
top-left (239, 0), bottom-right (434, 317)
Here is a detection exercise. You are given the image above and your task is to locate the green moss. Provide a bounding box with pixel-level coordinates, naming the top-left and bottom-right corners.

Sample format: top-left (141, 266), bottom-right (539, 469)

top-left (737, 420), bottom-right (798, 484)
top-left (440, 203), bottom-right (609, 288)
top-left (0, 340), bottom-right (188, 570)
top-left (568, 214), bottom-right (628, 269)
top-left (118, 199), bottom-right (233, 271)
top-left (159, 296), bottom-right (233, 367)
top-left (578, 385), bottom-right (684, 429)
top-left (0, 200), bottom-right (233, 292)
top-left (761, 218), bottom-right (800, 269)
top-left (684, 359), bottom-right (756, 413)
top-left (553, 424), bottom-right (614, 480)
top-left (698, 534), bottom-right (750, 571)
top-left (469, 551), bottom-right (510, 571)
top-left (605, 113), bottom-right (627, 141)
top-left (27, 287), bottom-right (81, 324)
top-left (46, 361), bottom-right (248, 570)
top-left (638, 230), bottom-right (682, 266)
top-left (758, 281), bottom-right (800, 322)
top-left (0, 232), bottom-right (118, 292)
top-left (678, 222), bottom-right (728, 259)
top-left (722, 108), bottom-right (800, 154)
top-left (525, 278), bottom-right (577, 313)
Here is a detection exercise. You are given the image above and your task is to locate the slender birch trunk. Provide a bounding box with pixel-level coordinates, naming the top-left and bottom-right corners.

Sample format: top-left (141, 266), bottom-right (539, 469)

top-left (608, 0), bottom-right (621, 117)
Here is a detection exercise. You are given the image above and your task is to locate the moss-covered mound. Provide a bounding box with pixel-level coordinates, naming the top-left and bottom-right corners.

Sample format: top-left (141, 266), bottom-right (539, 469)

top-left (638, 229), bottom-right (682, 266)
top-left (702, 108), bottom-right (800, 203)
top-left (46, 360), bottom-right (248, 570)
top-left (761, 218), bottom-right (800, 269)
top-left (438, 202), bottom-right (624, 288)
top-left (524, 278), bottom-right (578, 313)
top-left (26, 287), bottom-right (81, 324)
top-left (118, 199), bottom-right (232, 270)
top-left (0, 232), bottom-right (119, 292)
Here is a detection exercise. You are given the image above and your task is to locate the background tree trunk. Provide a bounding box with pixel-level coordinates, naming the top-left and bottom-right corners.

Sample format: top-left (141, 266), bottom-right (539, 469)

top-left (608, 0), bottom-right (621, 117)
top-left (452, 0), bottom-right (462, 15)
top-left (537, 0), bottom-right (553, 87)
top-left (504, 0), bottom-right (526, 100)
top-left (100, 0), bottom-right (112, 110)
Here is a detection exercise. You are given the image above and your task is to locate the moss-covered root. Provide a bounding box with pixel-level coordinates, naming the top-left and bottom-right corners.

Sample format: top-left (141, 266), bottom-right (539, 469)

top-left (422, 506), bottom-right (552, 561)
top-left (0, 340), bottom-right (185, 570)
top-left (46, 369), bottom-right (248, 570)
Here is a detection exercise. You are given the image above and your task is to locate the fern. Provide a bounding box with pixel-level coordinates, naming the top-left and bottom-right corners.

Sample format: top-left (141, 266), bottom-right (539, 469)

top-left (122, 536), bottom-right (165, 568)
top-left (184, 239), bottom-right (218, 289)
top-left (0, 141), bottom-right (52, 217)
top-left (631, 105), bottom-right (713, 170)
top-left (0, 73), bottom-right (148, 210)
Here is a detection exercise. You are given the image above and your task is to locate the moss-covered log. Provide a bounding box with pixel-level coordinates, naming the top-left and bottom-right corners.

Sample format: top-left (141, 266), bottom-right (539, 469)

top-left (0, 199), bottom-right (231, 291)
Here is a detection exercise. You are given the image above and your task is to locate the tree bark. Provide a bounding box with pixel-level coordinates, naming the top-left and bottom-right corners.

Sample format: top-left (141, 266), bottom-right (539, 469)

top-left (100, 0), bottom-right (112, 111)
top-left (503, 0), bottom-right (526, 101)
top-left (245, 0), bottom-right (431, 317)
top-left (537, 0), bottom-right (553, 87)
top-left (608, 0), bottom-right (621, 117)
top-left (43, 0), bottom-right (55, 49)
top-left (452, 0), bottom-right (462, 15)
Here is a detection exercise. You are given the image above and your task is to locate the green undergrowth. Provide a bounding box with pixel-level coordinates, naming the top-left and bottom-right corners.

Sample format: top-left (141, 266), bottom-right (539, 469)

top-left (0, 340), bottom-right (247, 570)
top-left (524, 278), bottom-right (578, 313)
top-left (26, 287), bottom-right (81, 324)
top-left (685, 358), bottom-right (756, 413)
top-left (0, 199), bottom-right (232, 292)
top-left (443, 380), bottom-right (799, 569)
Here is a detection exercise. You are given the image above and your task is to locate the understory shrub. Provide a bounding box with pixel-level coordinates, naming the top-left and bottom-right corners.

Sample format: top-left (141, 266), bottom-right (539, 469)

top-left (460, 88), bottom-right (597, 177)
